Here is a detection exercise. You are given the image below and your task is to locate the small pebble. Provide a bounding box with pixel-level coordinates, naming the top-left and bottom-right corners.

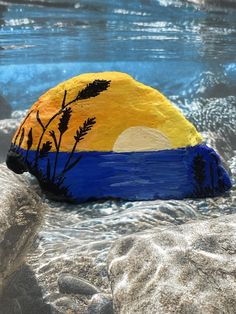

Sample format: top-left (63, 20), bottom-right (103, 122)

top-left (54, 296), bottom-right (75, 308)
top-left (58, 274), bottom-right (100, 296)
top-left (86, 294), bottom-right (113, 314)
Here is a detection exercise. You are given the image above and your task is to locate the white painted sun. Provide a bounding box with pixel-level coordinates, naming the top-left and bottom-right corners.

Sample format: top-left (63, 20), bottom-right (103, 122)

top-left (113, 126), bottom-right (172, 152)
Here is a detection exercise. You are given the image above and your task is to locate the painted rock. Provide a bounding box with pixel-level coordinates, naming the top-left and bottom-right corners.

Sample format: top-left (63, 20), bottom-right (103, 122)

top-left (6, 72), bottom-right (232, 202)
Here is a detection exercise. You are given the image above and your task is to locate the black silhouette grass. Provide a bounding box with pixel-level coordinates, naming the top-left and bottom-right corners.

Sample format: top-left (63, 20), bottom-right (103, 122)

top-left (13, 110), bottom-right (33, 146)
top-left (62, 117), bottom-right (96, 175)
top-left (18, 127), bottom-right (25, 151)
top-left (36, 110), bottom-right (45, 131)
top-left (39, 141), bottom-right (52, 158)
top-left (28, 114), bottom-right (93, 201)
top-left (25, 128), bottom-right (33, 160)
top-left (52, 107), bottom-right (72, 181)
top-left (77, 79), bottom-right (110, 100)
top-left (192, 154), bottom-right (206, 196)
top-left (191, 153), bottom-right (224, 197)
top-left (12, 79), bottom-right (110, 200)
top-left (30, 114), bottom-right (96, 200)
top-left (30, 165), bottom-right (76, 203)
top-left (33, 79), bottom-right (110, 168)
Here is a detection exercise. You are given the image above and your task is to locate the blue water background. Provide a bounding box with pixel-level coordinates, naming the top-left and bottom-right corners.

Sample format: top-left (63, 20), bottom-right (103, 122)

top-left (0, 0), bottom-right (236, 111)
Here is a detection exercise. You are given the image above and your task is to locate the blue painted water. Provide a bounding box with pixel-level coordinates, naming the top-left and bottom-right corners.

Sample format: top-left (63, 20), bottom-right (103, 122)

top-left (0, 0), bottom-right (235, 312)
top-left (14, 145), bottom-right (232, 202)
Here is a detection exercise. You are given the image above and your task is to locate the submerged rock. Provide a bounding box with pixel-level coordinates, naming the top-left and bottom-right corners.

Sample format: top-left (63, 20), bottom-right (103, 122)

top-left (0, 119), bottom-right (18, 163)
top-left (0, 164), bottom-right (44, 295)
top-left (86, 293), bottom-right (113, 314)
top-left (0, 94), bottom-right (11, 119)
top-left (58, 273), bottom-right (100, 296)
top-left (6, 72), bottom-right (231, 202)
top-left (107, 214), bottom-right (236, 314)
top-left (0, 111), bottom-right (27, 163)
top-left (0, 265), bottom-right (53, 314)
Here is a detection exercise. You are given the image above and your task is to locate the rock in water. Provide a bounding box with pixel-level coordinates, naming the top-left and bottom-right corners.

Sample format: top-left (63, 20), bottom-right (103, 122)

top-left (0, 265), bottom-right (53, 314)
top-left (87, 293), bottom-right (113, 314)
top-left (58, 274), bottom-right (100, 295)
top-left (6, 72), bottom-right (231, 203)
top-left (0, 116), bottom-right (25, 163)
top-left (0, 94), bottom-right (11, 119)
top-left (0, 164), bottom-right (43, 295)
top-left (107, 214), bottom-right (236, 314)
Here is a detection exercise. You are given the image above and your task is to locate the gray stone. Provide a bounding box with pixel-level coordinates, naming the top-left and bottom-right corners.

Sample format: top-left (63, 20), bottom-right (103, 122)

top-left (87, 293), bottom-right (113, 314)
top-left (0, 111), bottom-right (27, 163)
top-left (53, 296), bottom-right (80, 313)
top-left (0, 94), bottom-right (11, 119)
top-left (0, 119), bottom-right (18, 162)
top-left (58, 274), bottom-right (100, 296)
top-left (107, 214), bottom-right (236, 314)
top-left (0, 164), bottom-right (44, 295)
top-left (0, 264), bottom-right (53, 314)
top-left (27, 254), bottom-right (110, 314)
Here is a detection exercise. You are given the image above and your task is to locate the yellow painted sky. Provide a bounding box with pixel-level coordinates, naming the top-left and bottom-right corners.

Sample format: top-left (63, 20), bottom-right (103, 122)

top-left (14, 72), bottom-right (202, 152)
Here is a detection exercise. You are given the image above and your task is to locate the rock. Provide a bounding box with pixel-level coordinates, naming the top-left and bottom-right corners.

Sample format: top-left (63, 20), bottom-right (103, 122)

top-left (26, 255), bottom-right (110, 314)
top-left (0, 119), bottom-right (18, 163)
top-left (0, 164), bottom-right (44, 295)
top-left (107, 214), bottom-right (236, 314)
top-left (58, 274), bottom-right (100, 296)
top-left (12, 72), bottom-right (235, 204)
top-left (0, 264), bottom-right (53, 314)
top-left (0, 94), bottom-right (11, 119)
top-left (0, 299), bottom-right (22, 314)
top-left (86, 293), bottom-right (113, 314)
top-left (53, 296), bottom-right (80, 313)
top-left (0, 111), bottom-right (27, 163)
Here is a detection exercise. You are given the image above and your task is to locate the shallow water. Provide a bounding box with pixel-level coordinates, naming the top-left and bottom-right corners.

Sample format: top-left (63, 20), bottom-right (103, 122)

top-left (0, 0), bottom-right (236, 310)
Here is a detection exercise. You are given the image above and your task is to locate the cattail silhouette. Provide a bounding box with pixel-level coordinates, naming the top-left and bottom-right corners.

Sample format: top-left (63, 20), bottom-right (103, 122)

top-left (78, 80), bottom-right (111, 100)
top-left (52, 107), bottom-right (72, 181)
top-left (18, 128), bottom-right (25, 149)
top-left (47, 158), bottom-right (51, 180)
top-left (63, 117), bottom-right (96, 174)
top-left (27, 115), bottom-right (96, 200)
top-left (66, 80), bottom-right (111, 106)
top-left (36, 111), bottom-right (45, 130)
top-left (58, 107), bottom-right (72, 135)
top-left (39, 141), bottom-right (52, 158)
top-left (49, 130), bottom-right (58, 150)
top-left (63, 155), bottom-right (82, 174)
top-left (34, 81), bottom-right (110, 167)
top-left (193, 154), bottom-right (206, 195)
top-left (74, 117), bottom-right (96, 141)
top-left (27, 128), bottom-right (33, 150)
top-left (25, 128), bottom-right (33, 161)
top-left (11, 80), bottom-right (111, 201)
top-left (61, 90), bottom-right (67, 109)
top-left (13, 110), bottom-right (33, 145)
